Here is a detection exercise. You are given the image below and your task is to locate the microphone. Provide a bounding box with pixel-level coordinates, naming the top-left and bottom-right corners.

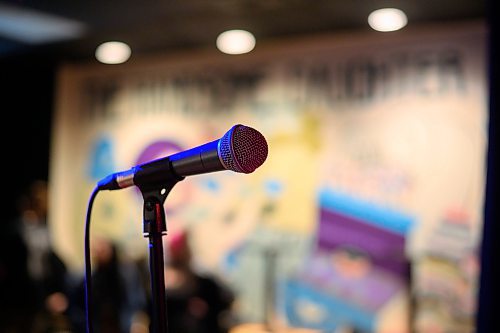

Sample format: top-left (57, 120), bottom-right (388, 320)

top-left (97, 124), bottom-right (268, 191)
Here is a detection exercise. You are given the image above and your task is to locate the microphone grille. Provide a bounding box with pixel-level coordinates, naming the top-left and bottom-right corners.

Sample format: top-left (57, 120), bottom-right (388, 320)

top-left (219, 124), bottom-right (268, 173)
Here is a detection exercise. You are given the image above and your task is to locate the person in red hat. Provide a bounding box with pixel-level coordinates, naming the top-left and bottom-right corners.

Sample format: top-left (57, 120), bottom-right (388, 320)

top-left (164, 230), bottom-right (235, 333)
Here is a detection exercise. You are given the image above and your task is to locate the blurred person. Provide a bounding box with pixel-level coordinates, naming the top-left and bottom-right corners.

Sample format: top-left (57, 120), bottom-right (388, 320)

top-left (1, 195), bottom-right (35, 332)
top-left (68, 235), bottom-right (149, 333)
top-left (0, 180), bottom-right (72, 332)
top-left (163, 230), bottom-right (235, 333)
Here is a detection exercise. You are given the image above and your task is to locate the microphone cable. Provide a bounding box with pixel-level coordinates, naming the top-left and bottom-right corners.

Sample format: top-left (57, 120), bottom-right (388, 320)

top-left (84, 185), bottom-right (100, 333)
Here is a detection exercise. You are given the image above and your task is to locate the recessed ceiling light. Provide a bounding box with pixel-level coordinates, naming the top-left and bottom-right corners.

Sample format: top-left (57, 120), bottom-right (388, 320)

top-left (368, 8), bottom-right (408, 32)
top-left (95, 41), bottom-right (131, 64)
top-left (216, 29), bottom-right (256, 55)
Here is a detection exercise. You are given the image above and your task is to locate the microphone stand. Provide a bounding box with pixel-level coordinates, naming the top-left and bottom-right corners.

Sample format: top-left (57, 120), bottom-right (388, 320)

top-left (263, 247), bottom-right (277, 332)
top-left (139, 176), bottom-right (182, 333)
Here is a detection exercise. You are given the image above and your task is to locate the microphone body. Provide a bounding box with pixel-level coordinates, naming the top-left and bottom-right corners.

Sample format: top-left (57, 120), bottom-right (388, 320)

top-left (170, 139), bottom-right (222, 176)
top-left (97, 124), bottom-right (268, 191)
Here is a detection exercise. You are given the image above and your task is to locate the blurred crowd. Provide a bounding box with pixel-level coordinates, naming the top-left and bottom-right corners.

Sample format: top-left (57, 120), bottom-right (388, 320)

top-left (0, 180), bottom-right (235, 333)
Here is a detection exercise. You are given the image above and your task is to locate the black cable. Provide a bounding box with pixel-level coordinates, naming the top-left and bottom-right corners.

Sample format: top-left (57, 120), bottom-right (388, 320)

top-left (85, 186), bottom-right (100, 333)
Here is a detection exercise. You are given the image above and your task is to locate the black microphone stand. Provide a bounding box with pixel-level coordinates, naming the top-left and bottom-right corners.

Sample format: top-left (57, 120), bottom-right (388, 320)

top-left (139, 176), bottom-right (182, 333)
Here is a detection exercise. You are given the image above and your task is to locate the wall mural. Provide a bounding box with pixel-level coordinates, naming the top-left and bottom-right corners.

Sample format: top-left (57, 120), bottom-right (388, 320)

top-left (50, 23), bottom-right (487, 332)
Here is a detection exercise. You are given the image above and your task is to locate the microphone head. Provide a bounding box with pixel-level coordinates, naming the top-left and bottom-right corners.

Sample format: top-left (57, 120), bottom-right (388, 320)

top-left (218, 124), bottom-right (268, 173)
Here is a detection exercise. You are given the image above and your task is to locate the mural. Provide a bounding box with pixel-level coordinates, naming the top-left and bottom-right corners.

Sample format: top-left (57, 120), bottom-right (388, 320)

top-left (50, 23), bottom-right (487, 332)
top-left (283, 188), bottom-right (414, 332)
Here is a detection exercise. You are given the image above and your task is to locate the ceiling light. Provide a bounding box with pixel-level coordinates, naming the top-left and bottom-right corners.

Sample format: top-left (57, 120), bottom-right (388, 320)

top-left (368, 8), bottom-right (408, 32)
top-left (216, 29), bottom-right (256, 55)
top-left (95, 41), bottom-right (131, 64)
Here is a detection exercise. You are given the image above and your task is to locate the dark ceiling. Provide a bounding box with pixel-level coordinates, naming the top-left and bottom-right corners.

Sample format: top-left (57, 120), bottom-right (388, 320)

top-left (0, 0), bottom-right (487, 62)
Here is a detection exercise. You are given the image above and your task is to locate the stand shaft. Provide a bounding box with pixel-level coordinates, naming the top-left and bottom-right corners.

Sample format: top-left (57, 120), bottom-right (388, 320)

top-left (144, 200), bottom-right (168, 333)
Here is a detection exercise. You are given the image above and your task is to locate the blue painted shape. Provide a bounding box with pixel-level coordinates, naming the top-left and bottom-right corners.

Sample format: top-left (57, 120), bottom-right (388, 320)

top-left (264, 179), bottom-right (284, 197)
top-left (89, 137), bottom-right (115, 180)
top-left (200, 178), bottom-right (220, 192)
top-left (283, 279), bottom-right (375, 332)
top-left (318, 187), bottom-right (415, 235)
top-left (223, 244), bottom-right (244, 271)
